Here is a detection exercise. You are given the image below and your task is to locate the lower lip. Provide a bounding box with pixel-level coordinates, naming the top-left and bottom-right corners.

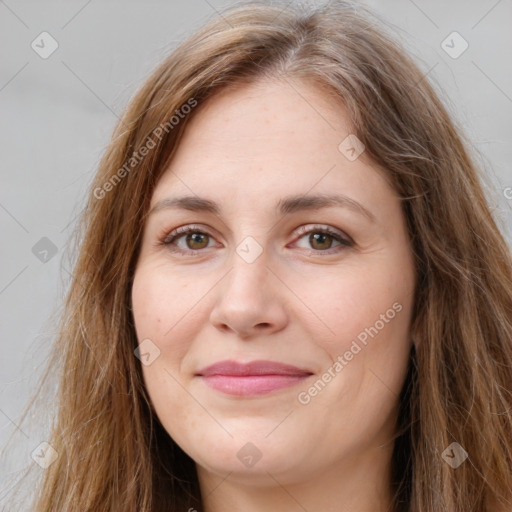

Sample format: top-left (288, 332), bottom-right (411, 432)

top-left (199, 374), bottom-right (312, 397)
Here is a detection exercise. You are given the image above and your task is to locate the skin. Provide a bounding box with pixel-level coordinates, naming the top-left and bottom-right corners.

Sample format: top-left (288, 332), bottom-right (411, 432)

top-left (131, 78), bottom-right (417, 512)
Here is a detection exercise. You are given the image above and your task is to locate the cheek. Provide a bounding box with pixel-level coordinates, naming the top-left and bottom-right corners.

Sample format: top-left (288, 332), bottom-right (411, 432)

top-left (131, 263), bottom-right (202, 352)
top-left (292, 263), bottom-right (413, 452)
top-left (294, 254), bottom-right (415, 416)
top-left (131, 266), bottom-right (189, 393)
top-left (131, 265), bottom-right (201, 431)
top-left (292, 262), bottom-right (413, 354)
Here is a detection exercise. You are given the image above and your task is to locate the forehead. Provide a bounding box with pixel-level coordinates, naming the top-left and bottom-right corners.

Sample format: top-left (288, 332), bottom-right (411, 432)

top-left (177, 78), bottom-right (351, 152)
top-left (150, 78), bottom-right (396, 216)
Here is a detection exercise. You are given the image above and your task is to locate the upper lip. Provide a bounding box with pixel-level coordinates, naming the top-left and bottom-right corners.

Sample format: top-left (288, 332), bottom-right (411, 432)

top-left (196, 360), bottom-right (314, 377)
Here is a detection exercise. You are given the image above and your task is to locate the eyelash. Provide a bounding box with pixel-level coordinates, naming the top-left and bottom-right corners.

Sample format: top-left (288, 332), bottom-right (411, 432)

top-left (158, 224), bottom-right (354, 257)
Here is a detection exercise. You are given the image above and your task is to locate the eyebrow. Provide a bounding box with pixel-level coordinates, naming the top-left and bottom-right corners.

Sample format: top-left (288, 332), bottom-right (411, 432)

top-left (148, 193), bottom-right (376, 222)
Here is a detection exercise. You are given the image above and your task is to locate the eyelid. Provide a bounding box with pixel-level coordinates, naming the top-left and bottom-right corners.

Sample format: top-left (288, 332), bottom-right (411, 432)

top-left (161, 223), bottom-right (210, 242)
top-left (293, 224), bottom-right (353, 244)
top-left (159, 224), bottom-right (219, 252)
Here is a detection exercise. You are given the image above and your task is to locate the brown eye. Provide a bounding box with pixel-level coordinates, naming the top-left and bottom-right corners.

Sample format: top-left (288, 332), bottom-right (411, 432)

top-left (184, 232), bottom-right (210, 250)
top-left (161, 224), bottom-right (353, 257)
top-left (309, 232), bottom-right (336, 250)
top-left (293, 225), bottom-right (353, 254)
top-left (162, 226), bottom-right (215, 254)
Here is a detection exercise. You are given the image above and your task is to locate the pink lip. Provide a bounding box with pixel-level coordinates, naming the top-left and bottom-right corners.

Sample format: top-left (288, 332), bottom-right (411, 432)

top-left (196, 360), bottom-right (314, 397)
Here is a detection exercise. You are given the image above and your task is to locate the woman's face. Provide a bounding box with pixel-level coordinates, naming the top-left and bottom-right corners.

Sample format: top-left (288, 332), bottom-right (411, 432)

top-left (131, 78), bottom-right (416, 487)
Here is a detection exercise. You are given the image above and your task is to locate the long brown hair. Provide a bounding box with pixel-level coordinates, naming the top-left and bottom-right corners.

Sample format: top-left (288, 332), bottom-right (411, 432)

top-left (5, 1), bottom-right (512, 510)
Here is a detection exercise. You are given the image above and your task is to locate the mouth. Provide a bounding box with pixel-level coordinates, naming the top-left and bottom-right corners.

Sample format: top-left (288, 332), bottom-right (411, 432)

top-left (195, 360), bottom-right (314, 397)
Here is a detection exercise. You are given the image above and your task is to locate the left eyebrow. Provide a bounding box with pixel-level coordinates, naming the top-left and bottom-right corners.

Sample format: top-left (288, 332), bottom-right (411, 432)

top-left (277, 193), bottom-right (376, 222)
top-left (148, 193), bottom-right (376, 223)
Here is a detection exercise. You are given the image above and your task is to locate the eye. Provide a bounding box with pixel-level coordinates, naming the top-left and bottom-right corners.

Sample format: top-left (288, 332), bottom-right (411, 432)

top-left (160, 224), bottom-right (216, 254)
top-left (159, 223), bottom-right (353, 256)
top-left (291, 224), bottom-right (353, 255)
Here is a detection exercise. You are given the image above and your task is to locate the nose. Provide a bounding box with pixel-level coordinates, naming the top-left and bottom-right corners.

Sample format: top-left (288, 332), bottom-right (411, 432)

top-left (209, 253), bottom-right (289, 339)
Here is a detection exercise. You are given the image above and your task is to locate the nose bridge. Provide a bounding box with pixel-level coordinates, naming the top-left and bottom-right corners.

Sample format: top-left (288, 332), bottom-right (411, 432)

top-left (209, 239), bottom-right (288, 337)
top-left (225, 225), bottom-right (270, 288)
top-left (224, 242), bottom-right (270, 302)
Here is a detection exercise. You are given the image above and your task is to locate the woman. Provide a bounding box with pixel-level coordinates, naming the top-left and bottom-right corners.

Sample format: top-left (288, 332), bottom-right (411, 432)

top-left (10, 1), bottom-right (512, 511)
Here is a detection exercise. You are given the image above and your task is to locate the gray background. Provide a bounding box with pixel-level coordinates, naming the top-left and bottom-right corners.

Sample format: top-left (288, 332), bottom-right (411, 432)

top-left (1, 0), bottom-right (511, 504)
